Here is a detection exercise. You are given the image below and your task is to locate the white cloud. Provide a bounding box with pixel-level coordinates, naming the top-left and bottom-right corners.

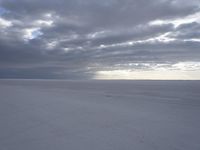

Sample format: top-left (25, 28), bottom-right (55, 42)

top-left (63, 46), bottom-right (83, 52)
top-left (183, 38), bottom-right (200, 42)
top-left (44, 13), bottom-right (53, 18)
top-left (34, 20), bottom-right (53, 26)
top-left (46, 41), bottom-right (58, 49)
top-left (87, 31), bottom-right (107, 39)
top-left (23, 27), bottom-right (43, 41)
top-left (172, 62), bottom-right (200, 71)
top-left (94, 32), bottom-right (176, 50)
top-left (0, 17), bottom-right (12, 28)
top-left (149, 11), bottom-right (200, 28)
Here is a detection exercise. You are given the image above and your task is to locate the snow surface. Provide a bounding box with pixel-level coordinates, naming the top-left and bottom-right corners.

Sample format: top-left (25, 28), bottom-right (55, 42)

top-left (0, 79), bottom-right (200, 150)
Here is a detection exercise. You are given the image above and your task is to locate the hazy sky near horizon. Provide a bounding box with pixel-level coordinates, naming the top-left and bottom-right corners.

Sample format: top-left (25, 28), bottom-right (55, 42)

top-left (0, 0), bottom-right (200, 79)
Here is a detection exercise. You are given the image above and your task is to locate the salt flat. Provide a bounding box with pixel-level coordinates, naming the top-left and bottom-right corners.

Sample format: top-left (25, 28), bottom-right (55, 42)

top-left (0, 80), bottom-right (200, 150)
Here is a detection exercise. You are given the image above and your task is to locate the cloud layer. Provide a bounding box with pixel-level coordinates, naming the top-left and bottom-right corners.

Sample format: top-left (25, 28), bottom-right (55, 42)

top-left (0, 0), bottom-right (200, 79)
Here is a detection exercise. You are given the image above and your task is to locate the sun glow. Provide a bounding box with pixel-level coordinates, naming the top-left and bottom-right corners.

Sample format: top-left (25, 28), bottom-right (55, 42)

top-left (94, 62), bottom-right (200, 80)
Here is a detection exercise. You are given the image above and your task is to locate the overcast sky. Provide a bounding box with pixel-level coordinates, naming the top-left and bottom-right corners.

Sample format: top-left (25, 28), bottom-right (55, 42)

top-left (0, 0), bottom-right (200, 79)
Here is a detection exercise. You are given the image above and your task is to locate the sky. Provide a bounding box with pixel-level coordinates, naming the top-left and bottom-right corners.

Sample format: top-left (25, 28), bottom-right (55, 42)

top-left (0, 0), bottom-right (200, 80)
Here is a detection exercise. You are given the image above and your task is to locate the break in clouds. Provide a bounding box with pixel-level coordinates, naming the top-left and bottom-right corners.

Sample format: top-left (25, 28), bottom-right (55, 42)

top-left (0, 0), bottom-right (200, 79)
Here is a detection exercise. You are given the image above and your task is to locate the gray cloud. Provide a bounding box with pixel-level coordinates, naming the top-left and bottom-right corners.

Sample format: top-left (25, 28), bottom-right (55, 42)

top-left (0, 0), bottom-right (200, 79)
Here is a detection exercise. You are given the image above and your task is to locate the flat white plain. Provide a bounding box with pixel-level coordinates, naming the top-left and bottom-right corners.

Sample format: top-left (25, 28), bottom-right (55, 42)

top-left (0, 80), bottom-right (200, 150)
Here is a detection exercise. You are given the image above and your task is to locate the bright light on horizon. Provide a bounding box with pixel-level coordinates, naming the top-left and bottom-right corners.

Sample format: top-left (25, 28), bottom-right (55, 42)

top-left (94, 70), bottom-right (200, 80)
top-left (94, 62), bottom-right (200, 80)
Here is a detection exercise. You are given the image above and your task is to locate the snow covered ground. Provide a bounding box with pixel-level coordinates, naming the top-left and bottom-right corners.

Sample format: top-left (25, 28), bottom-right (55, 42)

top-left (0, 79), bottom-right (200, 150)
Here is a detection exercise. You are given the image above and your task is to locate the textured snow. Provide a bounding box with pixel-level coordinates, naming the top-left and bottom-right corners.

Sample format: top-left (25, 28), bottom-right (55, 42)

top-left (0, 80), bottom-right (200, 150)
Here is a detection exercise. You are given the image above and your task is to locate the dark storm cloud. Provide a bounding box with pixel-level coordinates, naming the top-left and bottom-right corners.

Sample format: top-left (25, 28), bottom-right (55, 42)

top-left (0, 0), bottom-right (200, 79)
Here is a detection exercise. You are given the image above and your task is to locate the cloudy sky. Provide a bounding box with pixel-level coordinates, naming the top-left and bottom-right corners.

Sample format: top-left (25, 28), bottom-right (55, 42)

top-left (0, 0), bottom-right (200, 79)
